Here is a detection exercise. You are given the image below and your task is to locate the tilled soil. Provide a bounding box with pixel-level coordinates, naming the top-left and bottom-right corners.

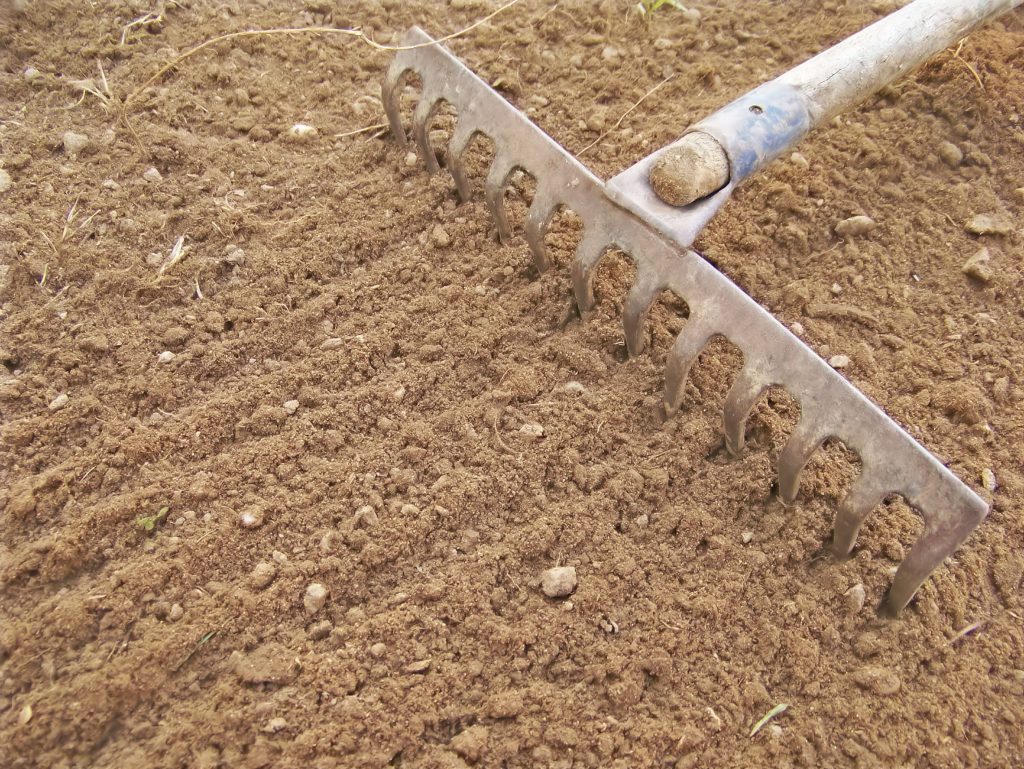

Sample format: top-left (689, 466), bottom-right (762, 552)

top-left (1, 1), bottom-right (1023, 767)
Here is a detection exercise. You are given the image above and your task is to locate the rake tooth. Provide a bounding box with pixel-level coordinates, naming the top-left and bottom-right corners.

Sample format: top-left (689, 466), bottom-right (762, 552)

top-left (622, 271), bottom-right (663, 357)
top-left (412, 96), bottom-right (442, 174)
top-left (446, 121), bottom-right (475, 202)
top-left (524, 191), bottom-right (559, 272)
top-left (722, 365), bottom-right (769, 455)
top-left (570, 227), bottom-right (610, 313)
top-left (663, 319), bottom-right (714, 416)
top-left (381, 63), bottom-right (410, 148)
top-left (484, 154), bottom-right (516, 243)
top-left (831, 473), bottom-right (885, 557)
top-left (777, 418), bottom-right (827, 505)
top-left (882, 498), bottom-right (987, 616)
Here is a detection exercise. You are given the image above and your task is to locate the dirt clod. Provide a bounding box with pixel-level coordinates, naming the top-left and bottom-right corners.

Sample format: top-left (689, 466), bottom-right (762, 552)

top-left (834, 215), bottom-right (877, 238)
top-left (851, 667), bottom-right (901, 695)
top-left (540, 566), bottom-right (577, 598)
top-left (304, 583), bottom-right (329, 615)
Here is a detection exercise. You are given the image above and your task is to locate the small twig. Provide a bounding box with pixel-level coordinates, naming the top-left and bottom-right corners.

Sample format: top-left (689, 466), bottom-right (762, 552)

top-left (948, 620), bottom-right (985, 645)
top-left (951, 38), bottom-right (984, 90)
top-left (578, 74), bottom-right (675, 156)
top-left (173, 629), bottom-right (218, 672)
top-left (333, 121), bottom-right (389, 139)
top-left (749, 703), bottom-right (789, 737)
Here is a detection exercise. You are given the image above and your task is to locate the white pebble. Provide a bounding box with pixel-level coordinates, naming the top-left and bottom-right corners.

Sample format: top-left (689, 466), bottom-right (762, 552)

top-left (304, 582), bottom-right (329, 615)
top-left (563, 381), bottom-right (586, 395)
top-left (0, 169), bottom-right (11, 194)
top-left (251, 562), bottom-right (276, 589)
top-left (404, 151), bottom-right (418, 168)
top-left (790, 322), bottom-right (805, 336)
top-left (354, 505), bottom-right (379, 528)
top-left (540, 566), bottom-right (577, 598)
top-left (601, 45), bottom-right (620, 62)
top-left (283, 399), bottom-right (299, 415)
top-left (239, 510), bottom-right (263, 528)
top-left (157, 350), bottom-right (176, 364)
top-left (965, 213), bottom-right (1012, 236)
top-left (168, 603), bottom-right (184, 621)
top-left (23, 66), bottom-right (41, 82)
top-left (829, 354), bottom-right (851, 369)
top-left (790, 152), bottom-right (809, 170)
top-left (62, 131), bottom-right (90, 156)
top-left (844, 583), bottom-right (866, 613)
top-left (369, 642), bottom-right (387, 658)
top-left (264, 717), bottom-right (288, 733)
top-left (962, 247), bottom-right (993, 282)
top-left (143, 167), bottom-right (163, 183)
top-left (835, 215), bottom-right (876, 238)
top-left (48, 393), bottom-right (69, 411)
top-left (981, 468), bottom-right (997, 492)
top-left (519, 422), bottom-right (544, 440)
top-left (741, 531), bottom-right (754, 544)
top-left (288, 123), bottom-right (318, 141)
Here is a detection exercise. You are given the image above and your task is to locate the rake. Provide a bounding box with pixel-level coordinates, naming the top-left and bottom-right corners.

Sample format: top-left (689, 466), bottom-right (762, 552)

top-left (382, 0), bottom-right (1019, 615)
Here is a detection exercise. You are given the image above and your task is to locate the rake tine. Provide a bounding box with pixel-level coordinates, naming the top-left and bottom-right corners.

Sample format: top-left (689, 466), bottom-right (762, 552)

top-left (382, 63), bottom-right (409, 148)
top-left (570, 227), bottom-right (611, 313)
top-left (831, 473), bottom-right (886, 557)
top-left (446, 120), bottom-right (475, 202)
top-left (722, 366), bottom-right (770, 455)
top-left (663, 318), bottom-right (715, 416)
top-left (622, 270), bottom-right (663, 357)
top-left (484, 154), bottom-right (516, 243)
top-left (524, 191), bottom-right (559, 272)
top-left (412, 96), bottom-right (442, 173)
top-left (777, 418), bottom-right (828, 504)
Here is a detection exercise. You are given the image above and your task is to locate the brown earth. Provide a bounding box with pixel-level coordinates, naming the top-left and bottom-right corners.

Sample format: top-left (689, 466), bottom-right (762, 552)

top-left (1, 1), bottom-right (1023, 767)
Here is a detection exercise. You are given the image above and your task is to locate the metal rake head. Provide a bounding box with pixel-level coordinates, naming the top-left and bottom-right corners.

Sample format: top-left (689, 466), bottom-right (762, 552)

top-left (381, 27), bottom-right (988, 616)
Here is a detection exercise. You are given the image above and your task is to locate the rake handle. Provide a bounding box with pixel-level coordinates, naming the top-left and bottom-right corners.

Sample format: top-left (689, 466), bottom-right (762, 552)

top-left (652, 0), bottom-right (1021, 205)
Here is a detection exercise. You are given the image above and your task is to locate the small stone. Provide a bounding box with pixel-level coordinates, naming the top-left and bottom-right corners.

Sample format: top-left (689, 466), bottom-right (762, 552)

top-left (828, 354), bottom-right (851, 369)
top-left (937, 141), bottom-right (963, 168)
top-left (993, 377), bottom-right (1011, 403)
top-left (563, 381), bottom-right (586, 395)
top-left (653, 38), bottom-right (673, 50)
top-left (264, 717), bottom-right (288, 733)
top-left (741, 531), bottom-right (754, 544)
top-left (585, 109), bottom-right (606, 132)
top-left (540, 566), bottom-right (577, 598)
top-left (287, 123), bottom-right (318, 140)
top-left (24, 66), bottom-right (41, 82)
top-left (404, 151), bottom-right (418, 168)
top-left (405, 658), bottom-right (432, 674)
top-left (143, 167), bottom-right (163, 183)
top-left (320, 337), bottom-right (344, 350)
top-left (835, 215), bottom-right (876, 238)
top-left (430, 225), bottom-right (451, 248)
top-left (283, 399), bottom-right (299, 415)
top-left (18, 704), bottom-right (33, 725)
top-left (601, 45), bottom-right (620, 63)
top-left (271, 550), bottom-right (289, 564)
top-left (239, 510), bottom-right (263, 528)
top-left (851, 666), bottom-right (901, 695)
top-left (682, 7), bottom-right (702, 22)
top-left (844, 583), bottom-right (866, 613)
top-left (962, 247), bottom-right (993, 282)
top-left (391, 385), bottom-right (406, 402)
top-left (966, 213), bottom-right (1012, 236)
top-left (981, 468), bottom-right (997, 492)
top-left (790, 322), bottom-right (805, 336)
top-left (62, 131), bottom-right (90, 156)
top-left (830, 282), bottom-right (843, 295)
top-left (451, 725), bottom-right (490, 763)
top-left (519, 422), bottom-right (544, 440)
top-left (354, 505), bottom-right (379, 528)
top-left (251, 562), bottom-right (276, 589)
top-left (48, 393), bottom-right (69, 411)
top-left (308, 620), bottom-right (332, 640)
top-left (790, 152), bottom-right (809, 170)
top-left (168, 603), bottom-right (184, 621)
top-left (0, 169), bottom-right (11, 194)
top-left (304, 583), bottom-right (329, 615)
top-left (157, 350), bottom-right (176, 364)
top-left (369, 642), bottom-right (387, 658)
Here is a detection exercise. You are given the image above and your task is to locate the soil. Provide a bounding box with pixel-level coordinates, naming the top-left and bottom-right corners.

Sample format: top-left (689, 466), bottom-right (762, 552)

top-left (1, 1), bottom-right (1023, 767)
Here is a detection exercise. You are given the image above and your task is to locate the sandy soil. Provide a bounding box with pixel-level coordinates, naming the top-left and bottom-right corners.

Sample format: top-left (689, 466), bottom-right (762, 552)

top-left (1, 1), bottom-right (1023, 767)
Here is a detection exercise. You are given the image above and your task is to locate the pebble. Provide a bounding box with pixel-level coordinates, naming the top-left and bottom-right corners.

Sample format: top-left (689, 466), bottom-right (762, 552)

top-left (239, 510), bottom-right (263, 528)
top-left (157, 350), bottom-right (176, 364)
top-left (741, 531), bottom-right (754, 544)
top-left (540, 566), bottom-right (577, 598)
top-left (961, 247), bottom-right (993, 282)
top-left (369, 642), bottom-right (387, 658)
top-left (354, 505), bottom-right (379, 528)
top-left (828, 354), bottom-right (851, 369)
top-left (981, 468), bottom-right (997, 492)
top-left (19, 704), bottom-right (33, 725)
top-left (264, 717), bottom-right (288, 733)
top-left (287, 123), bottom-right (318, 140)
top-left (563, 381), bottom-right (586, 395)
top-left (653, 38), bottom-right (674, 50)
top-left (0, 169), bottom-right (11, 194)
top-left (168, 603), bottom-right (184, 621)
top-left (790, 322), bottom-right (805, 336)
top-left (844, 583), bottom-right (866, 613)
top-left (851, 666), bottom-right (901, 695)
top-left (283, 399), bottom-right (299, 416)
top-left (404, 151), bottom-right (418, 168)
top-left (406, 658), bottom-right (432, 674)
top-left (24, 66), bottom-right (41, 82)
top-left (937, 141), bottom-right (963, 168)
top-left (966, 213), bottom-right (1012, 236)
top-left (790, 152), bottom-right (809, 170)
top-left (320, 337), bottom-right (344, 350)
top-left (62, 131), bottom-right (90, 156)
top-left (835, 215), bottom-right (876, 238)
top-left (48, 393), bottom-right (69, 411)
top-left (143, 167), bottom-right (163, 183)
top-left (519, 422), bottom-right (544, 440)
top-left (430, 225), bottom-right (451, 248)
top-left (251, 562), bottom-right (276, 589)
top-left (304, 582), bottom-right (329, 615)
top-left (601, 45), bottom-right (621, 63)
top-left (307, 619), bottom-right (332, 640)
